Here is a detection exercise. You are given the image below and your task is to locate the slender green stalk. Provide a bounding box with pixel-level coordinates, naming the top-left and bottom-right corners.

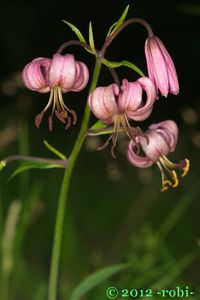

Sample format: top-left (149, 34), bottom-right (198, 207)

top-left (48, 59), bottom-right (102, 300)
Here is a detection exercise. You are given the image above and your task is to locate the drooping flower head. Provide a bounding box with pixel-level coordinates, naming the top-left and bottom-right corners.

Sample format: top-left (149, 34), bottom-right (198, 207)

top-left (22, 53), bottom-right (89, 130)
top-left (127, 120), bottom-right (189, 191)
top-left (88, 77), bottom-right (157, 157)
top-left (145, 36), bottom-right (179, 97)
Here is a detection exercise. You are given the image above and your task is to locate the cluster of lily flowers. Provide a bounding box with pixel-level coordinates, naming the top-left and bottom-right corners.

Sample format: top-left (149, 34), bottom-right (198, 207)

top-left (22, 33), bottom-right (189, 192)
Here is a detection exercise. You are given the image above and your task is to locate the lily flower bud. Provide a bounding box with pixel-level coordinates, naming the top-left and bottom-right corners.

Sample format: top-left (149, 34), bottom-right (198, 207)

top-left (145, 36), bottom-right (179, 97)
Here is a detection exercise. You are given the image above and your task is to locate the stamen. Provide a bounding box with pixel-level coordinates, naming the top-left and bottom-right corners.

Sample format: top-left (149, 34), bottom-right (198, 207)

top-left (35, 111), bottom-right (44, 128)
top-left (123, 114), bottom-right (149, 144)
top-left (97, 134), bottom-right (117, 159)
top-left (159, 156), bottom-right (178, 189)
top-left (34, 90), bottom-right (54, 129)
top-left (158, 155), bottom-right (189, 192)
top-left (97, 136), bottom-right (112, 151)
top-left (162, 155), bottom-right (178, 169)
top-left (160, 184), bottom-right (169, 192)
top-left (51, 89), bottom-right (57, 117)
top-left (55, 110), bottom-right (66, 123)
top-left (157, 161), bottom-right (172, 192)
top-left (180, 159), bottom-right (190, 177)
top-left (110, 144), bottom-right (117, 159)
top-left (65, 116), bottom-right (71, 130)
top-left (43, 90), bottom-right (54, 112)
top-left (171, 170), bottom-right (179, 188)
top-left (33, 86), bottom-right (78, 130)
top-left (48, 116), bottom-right (53, 131)
top-left (70, 109), bottom-right (77, 125)
top-left (57, 87), bottom-right (77, 125)
top-left (96, 117), bottom-right (120, 158)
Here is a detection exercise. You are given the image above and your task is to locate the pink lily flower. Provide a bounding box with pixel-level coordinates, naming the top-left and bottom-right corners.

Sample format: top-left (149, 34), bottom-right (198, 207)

top-left (22, 53), bottom-right (89, 130)
top-left (145, 36), bottom-right (179, 97)
top-left (88, 77), bottom-right (157, 156)
top-left (127, 120), bottom-right (189, 191)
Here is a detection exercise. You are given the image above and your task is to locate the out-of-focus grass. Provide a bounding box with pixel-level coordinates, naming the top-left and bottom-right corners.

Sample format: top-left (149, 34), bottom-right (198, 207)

top-left (0, 111), bottom-right (199, 299)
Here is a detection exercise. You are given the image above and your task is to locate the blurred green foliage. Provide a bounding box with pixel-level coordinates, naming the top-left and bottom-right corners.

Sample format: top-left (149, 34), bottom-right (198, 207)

top-left (0, 0), bottom-right (200, 299)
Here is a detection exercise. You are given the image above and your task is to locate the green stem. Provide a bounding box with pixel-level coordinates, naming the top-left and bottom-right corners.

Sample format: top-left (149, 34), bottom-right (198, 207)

top-left (48, 58), bottom-right (102, 300)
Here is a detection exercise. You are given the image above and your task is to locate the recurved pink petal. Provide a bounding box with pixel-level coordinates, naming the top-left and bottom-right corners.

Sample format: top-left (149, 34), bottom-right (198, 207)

top-left (48, 54), bottom-right (76, 90)
top-left (70, 61), bottom-right (89, 92)
top-left (127, 140), bottom-right (153, 168)
top-left (88, 84), bottom-right (119, 124)
top-left (22, 57), bottom-right (51, 93)
top-left (127, 77), bottom-right (156, 121)
top-left (138, 130), bottom-right (171, 162)
top-left (118, 79), bottom-right (142, 113)
top-left (149, 120), bottom-right (178, 151)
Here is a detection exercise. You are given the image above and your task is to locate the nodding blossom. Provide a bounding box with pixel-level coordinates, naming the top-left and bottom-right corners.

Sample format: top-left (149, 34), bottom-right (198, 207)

top-left (145, 36), bottom-right (179, 97)
top-left (88, 77), bottom-right (157, 157)
top-left (22, 53), bottom-right (89, 130)
top-left (127, 120), bottom-right (189, 192)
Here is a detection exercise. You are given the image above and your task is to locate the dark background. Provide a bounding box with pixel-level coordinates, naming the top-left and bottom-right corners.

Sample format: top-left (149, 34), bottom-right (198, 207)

top-left (0, 0), bottom-right (200, 299)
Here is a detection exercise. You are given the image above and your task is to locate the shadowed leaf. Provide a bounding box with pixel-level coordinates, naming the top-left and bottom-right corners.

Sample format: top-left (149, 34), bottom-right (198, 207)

top-left (9, 161), bottom-right (64, 181)
top-left (103, 59), bottom-right (145, 76)
top-left (43, 140), bottom-right (66, 160)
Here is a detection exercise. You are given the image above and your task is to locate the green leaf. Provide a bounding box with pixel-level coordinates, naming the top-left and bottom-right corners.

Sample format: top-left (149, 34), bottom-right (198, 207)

top-left (88, 128), bottom-right (115, 136)
top-left (88, 120), bottom-right (124, 136)
top-left (90, 120), bottom-right (107, 130)
top-left (43, 140), bottom-right (66, 160)
top-left (106, 22), bottom-right (117, 38)
top-left (69, 263), bottom-right (129, 300)
top-left (88, 120), bottom-right (113, 136)
top-left (88, 21), bottom-right (95, 52)
top-left (106, 5), bottom-right (129, 37)
top-left (9, 161), bottom-right (64, 181)
top-left (102, 58), bottom-right (145, 77)
top-left (62, 20), bottom-right (86, 43)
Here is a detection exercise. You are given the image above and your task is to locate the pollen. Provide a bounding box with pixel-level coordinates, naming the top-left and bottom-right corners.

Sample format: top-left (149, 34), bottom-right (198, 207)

top-left (181, 159), bottom-right (190, 177)
top-left (161, 179), bottom-right (172, 192)
top-left (158, 156), bottom-right (189, 192)
top-left (171, 170), bottom-right (179, 188)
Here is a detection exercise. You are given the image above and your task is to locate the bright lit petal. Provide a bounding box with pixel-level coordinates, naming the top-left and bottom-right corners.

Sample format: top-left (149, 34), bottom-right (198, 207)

top-left (48, 54), bottom-right (76, 90)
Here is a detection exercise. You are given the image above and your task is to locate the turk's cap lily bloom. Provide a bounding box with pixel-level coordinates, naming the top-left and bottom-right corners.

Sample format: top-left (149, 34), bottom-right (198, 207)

top-left (22, 53), bottom-right (89, 130)
top-left (88, 77), bottom-right (157, 157)
top-left (127, 120), bottom-right (190, 191)
top-left (145, 36), bottom-right (179, 97)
